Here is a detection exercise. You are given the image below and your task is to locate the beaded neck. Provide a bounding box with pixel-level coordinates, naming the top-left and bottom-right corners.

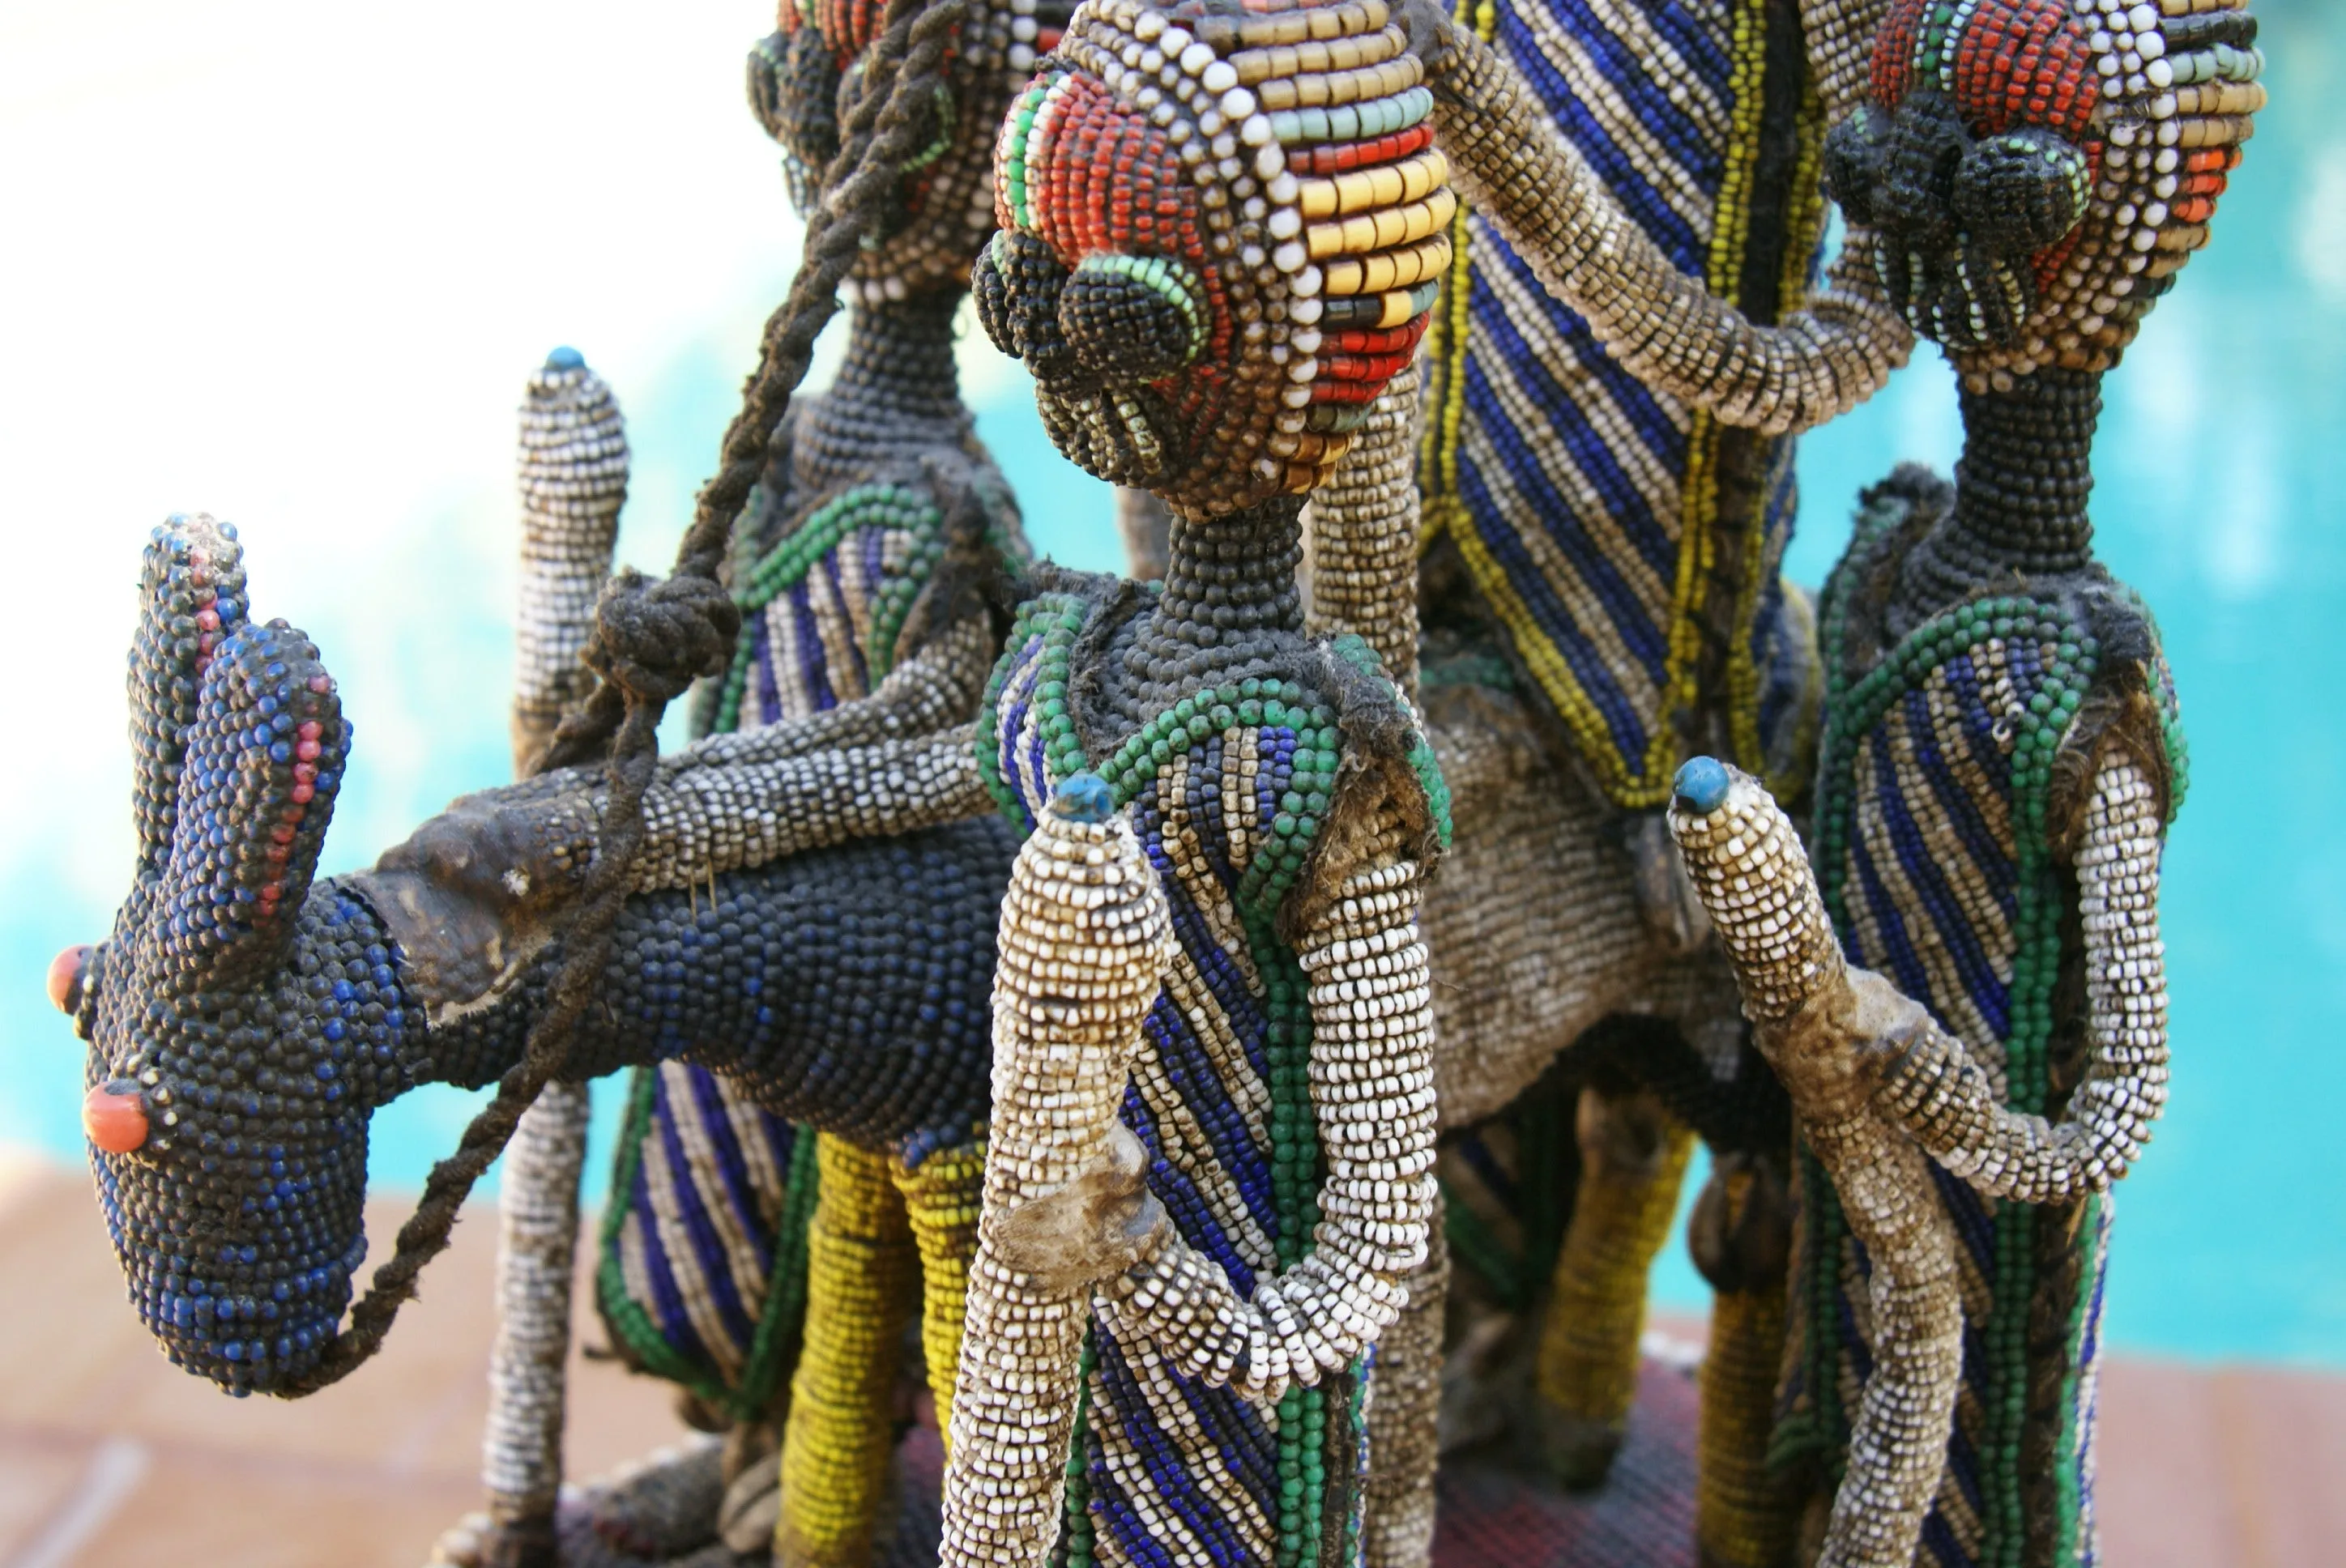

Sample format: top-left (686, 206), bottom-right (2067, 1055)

top-left (1111, 496), bottom-right (1307, 720)
top-left (1893, 367), bottom-right (2101, 633)
top-left (788, 286), bottom-right (971, 492)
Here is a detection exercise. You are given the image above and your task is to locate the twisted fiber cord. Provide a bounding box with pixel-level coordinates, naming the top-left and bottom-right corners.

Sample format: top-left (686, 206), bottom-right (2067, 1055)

top-left (278, 0), bottom-right (965, 1396)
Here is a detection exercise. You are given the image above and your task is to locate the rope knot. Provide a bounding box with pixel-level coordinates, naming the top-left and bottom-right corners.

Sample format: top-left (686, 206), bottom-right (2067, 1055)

top-left (582, 567), bottom-right (740, 706)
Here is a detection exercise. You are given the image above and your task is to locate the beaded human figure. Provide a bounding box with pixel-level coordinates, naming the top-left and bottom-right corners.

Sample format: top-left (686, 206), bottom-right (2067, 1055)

top-left (565, 2), bottom-right (1098, 1556)
top-left (1671, 1), bottom-right (2260, 1563)
top-left (941, 5), bottom-right (1455, 1566)
top-left (580, 3), bottom-right (1073, 1562)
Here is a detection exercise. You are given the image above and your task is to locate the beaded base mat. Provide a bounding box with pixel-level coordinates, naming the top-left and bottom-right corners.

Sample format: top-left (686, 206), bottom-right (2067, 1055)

top-left (881, 1360), bottom-right (1699, 1568)
top-left (767, 1359), bottom-right (1699, 1568)
top-left (1432, 1359), bottom-right (1700, 1568)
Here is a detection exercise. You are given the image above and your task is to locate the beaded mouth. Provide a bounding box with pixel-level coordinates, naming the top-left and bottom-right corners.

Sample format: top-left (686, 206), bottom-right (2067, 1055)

top-left (93, 1134), bottom-right (369, 1396)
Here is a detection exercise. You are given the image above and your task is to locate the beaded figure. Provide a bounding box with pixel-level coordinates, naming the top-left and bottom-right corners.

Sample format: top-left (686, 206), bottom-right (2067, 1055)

top-left (594, 6), bottom-right (1053, 1559)
top-left (1664, 1), bottom-right (2259, 1562)
top-left (948, 6), bottom-right (1453, 1565)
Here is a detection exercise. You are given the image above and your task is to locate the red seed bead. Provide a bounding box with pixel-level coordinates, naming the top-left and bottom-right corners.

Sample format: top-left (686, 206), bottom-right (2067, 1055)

top-left (83, 1084), bottom-right (148, 1154)
top-left (47, 944), bottom-right (92, 1015)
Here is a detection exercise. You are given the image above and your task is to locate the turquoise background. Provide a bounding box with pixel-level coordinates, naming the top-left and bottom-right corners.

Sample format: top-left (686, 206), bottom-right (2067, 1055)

top-left (0, 0), bottom-right (2336, 1366)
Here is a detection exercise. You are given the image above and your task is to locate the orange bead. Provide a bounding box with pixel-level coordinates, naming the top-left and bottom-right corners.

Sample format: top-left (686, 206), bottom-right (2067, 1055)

top-left (83, 1083), bottom-right (148, 1154)
top-left (47, 944), bottom-right (92, 1016)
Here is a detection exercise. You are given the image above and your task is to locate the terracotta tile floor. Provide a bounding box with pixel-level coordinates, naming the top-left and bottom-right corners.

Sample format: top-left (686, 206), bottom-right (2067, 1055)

top-left (2, 1154), bottom-right (2340, 1567)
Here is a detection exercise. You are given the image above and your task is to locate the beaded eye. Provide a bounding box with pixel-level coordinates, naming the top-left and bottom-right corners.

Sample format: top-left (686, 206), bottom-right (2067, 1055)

top-left (1060, 255), bottom-right (1208, 379)
top-left (974, 229), bottom-right (1077, 377)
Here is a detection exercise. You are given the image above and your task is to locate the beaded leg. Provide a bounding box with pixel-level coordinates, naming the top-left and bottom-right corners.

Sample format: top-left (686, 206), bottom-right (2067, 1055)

top-left (1362, 1198), bottom-right (1446, 1568)
top-left (1688, 1157), bottom-right (1798, 1568)
top-left (890, 1140), bottom-right (987, 1445)
top-left (777, 1134), bottom-right (922, 1568)
top-left (1533, 1089), bottom-right (1694, 1489)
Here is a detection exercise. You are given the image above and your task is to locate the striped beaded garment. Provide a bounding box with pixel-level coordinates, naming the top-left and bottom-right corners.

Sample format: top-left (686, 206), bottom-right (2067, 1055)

top-left (1417, 0), bottom-right (1832, 808)
top-left (979, 584), bottom-right (1448, 1568)
top-left (1777, 1), bottom-right (2255, 1559)
top-left (1790, 474), bottom-right (2187, 1568)
top-left (598, 285), bottom-right (1027, 1435)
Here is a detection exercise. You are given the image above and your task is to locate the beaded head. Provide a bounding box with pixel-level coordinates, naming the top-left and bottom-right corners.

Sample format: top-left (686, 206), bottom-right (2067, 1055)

top-left (974, 0), bottom-right (1449, 514)
top-left (72, 515), bottom-right (386, 1395)
top-left (751, 0), bottom-right (1077, 300)
top-left (1823, 0), bottom-right (2263, 381)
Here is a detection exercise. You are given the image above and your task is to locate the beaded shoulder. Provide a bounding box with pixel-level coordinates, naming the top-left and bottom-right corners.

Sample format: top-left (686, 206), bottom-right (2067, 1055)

top-left (978, 582), bottom-right (1450, 926)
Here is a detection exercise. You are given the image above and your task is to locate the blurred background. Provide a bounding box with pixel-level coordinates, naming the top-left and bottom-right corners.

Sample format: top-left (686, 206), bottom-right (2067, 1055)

top-left (0, 0), bottom-right (2339, 1557)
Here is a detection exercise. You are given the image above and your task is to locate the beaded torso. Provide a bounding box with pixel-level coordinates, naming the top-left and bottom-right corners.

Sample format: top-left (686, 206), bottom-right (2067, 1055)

top-left (1787, 475), bottom-right (2186, 1567)
top-left (1418, 0), bottom-right (1828, 807)
top-left (978, 577), bottom-right (1444, 1568)
top-left (599, 290), bottom-right (1028, 1418)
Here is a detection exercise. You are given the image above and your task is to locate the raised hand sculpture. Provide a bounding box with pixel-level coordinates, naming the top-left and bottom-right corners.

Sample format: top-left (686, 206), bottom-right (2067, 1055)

top-left (946, 6), bottom-right (1453, 1564)
top-left (1658, 0), bottom-right (2259, 1562)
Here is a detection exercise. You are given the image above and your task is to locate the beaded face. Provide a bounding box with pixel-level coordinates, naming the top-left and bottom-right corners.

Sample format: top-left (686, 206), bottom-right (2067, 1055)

top-left (1823, 0), bottom-right (2261, 378)
top-left (973, 0), bottom-right (1449, 514)
top-left (753, 0), bottom-right (1077, 300)
top-left (75, 522), bottom-right (382, 1394)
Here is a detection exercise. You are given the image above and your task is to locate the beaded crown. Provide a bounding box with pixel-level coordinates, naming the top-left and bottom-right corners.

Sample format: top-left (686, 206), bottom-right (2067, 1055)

top-left (975, 0), bottom-right (1452, 513)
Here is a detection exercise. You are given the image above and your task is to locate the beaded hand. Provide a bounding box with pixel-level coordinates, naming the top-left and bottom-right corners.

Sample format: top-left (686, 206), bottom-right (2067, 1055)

top-left (1666, 756), bottom-right (2168, 1568)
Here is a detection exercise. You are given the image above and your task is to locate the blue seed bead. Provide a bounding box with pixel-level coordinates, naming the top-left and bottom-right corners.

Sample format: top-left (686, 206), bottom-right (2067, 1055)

top-left (1674, 756), bottom-right (1731, 814)
top-left (1052, 772), bottom-right (1117, 824)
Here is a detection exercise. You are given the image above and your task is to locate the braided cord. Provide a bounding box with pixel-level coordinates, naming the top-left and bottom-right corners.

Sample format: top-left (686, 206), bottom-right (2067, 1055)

top-left (278, 0), bottom-right (974, 1398)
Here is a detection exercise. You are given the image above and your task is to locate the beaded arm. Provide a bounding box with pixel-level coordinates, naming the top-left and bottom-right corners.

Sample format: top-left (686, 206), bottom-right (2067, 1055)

top-left (1085, 781), bottom-right (1439, 1407)
top-left (1666, 755), bottom-right (2169, 1567)
top-left (1870, 753), bottom-right (2170, 1201)
top-left (1410, 2), bottom-right (1913, 437)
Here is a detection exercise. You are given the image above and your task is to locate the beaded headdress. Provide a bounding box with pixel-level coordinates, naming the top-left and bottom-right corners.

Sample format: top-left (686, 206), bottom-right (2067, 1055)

top-left (758, 0), bottom-right (1077, 300)
top-left (1825, 0), bottom-right (2263, 383)
top-left (974, 0), bottom-right (1452, 513)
